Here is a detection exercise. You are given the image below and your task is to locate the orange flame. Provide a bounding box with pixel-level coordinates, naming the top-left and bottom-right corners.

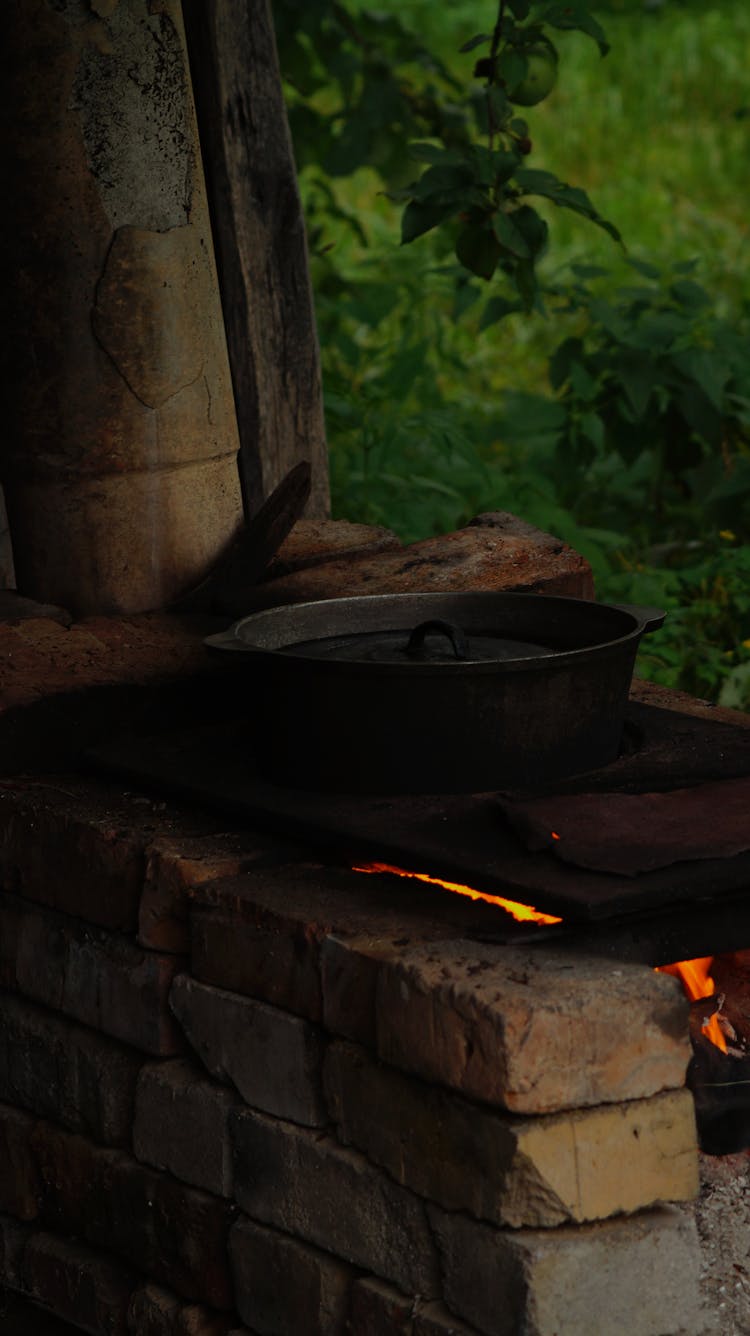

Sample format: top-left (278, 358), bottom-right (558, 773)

top-left (656, 957), bottom-right (728, 1053)
top-left (353, 862), bottom-right (562, 926)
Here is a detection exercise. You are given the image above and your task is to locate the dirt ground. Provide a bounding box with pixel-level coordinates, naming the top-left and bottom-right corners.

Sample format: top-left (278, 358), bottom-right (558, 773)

top-left (686, 1150), bottom-right (750, 1335)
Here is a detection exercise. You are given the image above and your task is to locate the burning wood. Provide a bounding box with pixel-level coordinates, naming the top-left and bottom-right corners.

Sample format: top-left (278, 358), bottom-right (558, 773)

top-left (659, 954), bottom-right (750, 1155)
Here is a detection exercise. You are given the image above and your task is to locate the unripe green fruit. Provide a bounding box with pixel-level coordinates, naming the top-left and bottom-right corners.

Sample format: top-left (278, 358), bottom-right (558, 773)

top-left (510, 46), bottom-right (558, 107)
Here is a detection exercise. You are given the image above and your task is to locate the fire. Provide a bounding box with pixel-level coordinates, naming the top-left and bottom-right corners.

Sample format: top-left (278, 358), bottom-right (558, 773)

top-left (656, 956), bottom-right (728, 1054)
top-left (353, 862), bottom-right (562, 926)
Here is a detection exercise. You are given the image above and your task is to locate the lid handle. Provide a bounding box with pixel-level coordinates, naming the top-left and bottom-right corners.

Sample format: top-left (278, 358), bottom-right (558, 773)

top-left (405, 619), bottom-right (468, 661)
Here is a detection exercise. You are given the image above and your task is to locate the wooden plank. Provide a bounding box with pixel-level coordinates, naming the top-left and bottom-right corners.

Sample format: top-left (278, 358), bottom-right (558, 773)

top-left (182, 0), bottom-right (330, 519)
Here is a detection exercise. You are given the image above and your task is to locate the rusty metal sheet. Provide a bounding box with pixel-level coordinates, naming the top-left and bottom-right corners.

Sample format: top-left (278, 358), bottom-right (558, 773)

top-left (501, 777), bottom-right (750, 876)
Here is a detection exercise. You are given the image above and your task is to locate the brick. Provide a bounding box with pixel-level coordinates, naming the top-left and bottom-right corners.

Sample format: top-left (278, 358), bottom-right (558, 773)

top-left (127, 1282), bottom-right (234, 1335)
top-left (189, 864), bottom-right (506, 1024)
top-left (0, 1103), bottom-right (40, 1222)
top-left (0, 893), bottom-right (185, 1055)
top-left (20, 1232), bottom-right (136, 1336)
top-left (230, 1108), bottom-right (439, 1297)
top-left (0, 1212), bottom-right (32, 1288)
top-left (229, 1215), bottom-right (353, 1336)
top-left (0, 990), bottom-right (142, 1144)
top-left (170, 976), bottom-right (326, 1126)
top-left (324, 1042), bottom-right (699, 1227)
top-left (28, 1120), bottom-right (235, 1309)
top-left (374, 941), bottom-right (691, 1114)
top-left (133, 1059), bottom-right (241, 1198)
top-left (139, 832), bottom-right (292, 954)
top-left (347, 1277), bottom-right (413, 1335)
top-left (0, 778), bottom-right (151, 931)
top-left (413, 1303), bottom-right (481, 1335)
top-left (428, 1204), bottom-right (703, 1336)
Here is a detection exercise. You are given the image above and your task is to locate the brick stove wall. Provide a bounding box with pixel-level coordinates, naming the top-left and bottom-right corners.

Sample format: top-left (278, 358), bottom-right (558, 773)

top-left (0, 779), bottom-right (706, 1336)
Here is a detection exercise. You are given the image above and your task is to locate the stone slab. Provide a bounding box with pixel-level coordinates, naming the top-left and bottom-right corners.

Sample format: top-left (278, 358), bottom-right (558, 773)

top-left (133, 1059), bottom-right (241, 1198)
top-left (0, 989), bottom-right (143, 1144)
top-left (324, 1041), bottom-right (699, 1226)
top-left (230, 1107), bottom-right (440, 1298)
top-left (229, 1215), bottom-right (353, 1336)
top-left (428, 1204), bottom-right (703, 1336)
top-left (0, 892), bottom-right (185, 1056)
top-left (265, 518), bottom-right (401, 578)
top-left (373, 939), bottom-right (691, 1113)
top-left (170, 975), bottom-right (326, 1126)
top-left (239, 512), bottom-right (594, 610)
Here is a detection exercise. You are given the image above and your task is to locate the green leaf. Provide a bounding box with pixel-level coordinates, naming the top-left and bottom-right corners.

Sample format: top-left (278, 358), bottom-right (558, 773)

top-left (479, 294), bottom-right (524, 329)
top-left (497, 49), bottom-right (527, 95)
top-left (549, 336), bottom-right (584, 390)
top-left (673, 348), bottom-right (729, 412)
top-left (408, 142), bottom-right (461, 165)
top-left (570, 262), bottom-right (609, 280)
top-left (455, 225), bottom-right (502, 280)
top-left (512, 205), bottom-right (549, 258)
top-left (538, 3), bottom-right (609, 55)
top-left (628, 257), bottom-right (661, 280)
top-left (580, 412), bottom-right (605, 450)
top-left (617, 350), bottom-right (656, 418)
top-left (459, 33), bottom-right (492, 54)
top-left (401, 197), bottom-right (464, 243)
top-left (569, 361), bottom-right (599, 404)
top-left (514, 169), bottom-right (622, 244)
top-left (411, 162), bottom-right (477, 201)
top-left (492, 210), bottom-right (531, 259)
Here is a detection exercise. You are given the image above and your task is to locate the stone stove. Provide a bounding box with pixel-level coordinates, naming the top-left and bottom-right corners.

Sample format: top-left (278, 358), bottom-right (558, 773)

top-left (0, 518), bottom-right (747, 1335)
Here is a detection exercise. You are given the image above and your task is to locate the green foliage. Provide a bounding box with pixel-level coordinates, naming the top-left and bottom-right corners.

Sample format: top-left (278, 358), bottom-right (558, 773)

top-left (544, 262), bottom-right (750, 529)
top-left (395, 1), bottom-right (620, 311)
top-left (272, 1), bottom-right (750, 708)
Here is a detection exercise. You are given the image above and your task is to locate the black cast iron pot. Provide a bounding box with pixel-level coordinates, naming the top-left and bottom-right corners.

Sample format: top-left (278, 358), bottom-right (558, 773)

top-left (206, 592), bottom-right (664, 794)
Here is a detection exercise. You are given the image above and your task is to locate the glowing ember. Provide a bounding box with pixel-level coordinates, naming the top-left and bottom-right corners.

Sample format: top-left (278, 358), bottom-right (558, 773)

top-left (656, 957), bottom-right (728, 1054)
top-left (353, 862), bottom-right (562, 925)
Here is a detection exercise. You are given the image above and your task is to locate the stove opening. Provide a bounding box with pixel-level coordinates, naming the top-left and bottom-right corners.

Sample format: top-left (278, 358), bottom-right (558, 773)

top-left (353, 861), bottom-right (563, 926)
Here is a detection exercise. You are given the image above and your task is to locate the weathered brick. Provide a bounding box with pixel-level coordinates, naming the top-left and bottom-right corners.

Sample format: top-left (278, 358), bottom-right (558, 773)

top-left (0, 990), bottom-right (142, 1144)
top-left (0, 779), bottom-right (148, 931)
top-left (189, 864), bottom-right (505, 1024)
top-left (428, 1204), bottom-right (703, 1336)
top-left (170, 976), bottom-right (326, 1126)
top-left (28, 1120), bottom-right (235, 1309)
top-left (127, 1282), bottom-right (234, 1335)
top-left (139, 832), bottom-right (292, 954)
top-left (20, 1231), bottom-right (136, 1336)
top-left (0, 1212), bottom-right (32, 1288)
top-left (0, 1103), bottom-right (40, 1221)
top-left (133, 1059), bottom-right (241, 1198)
top-left (0, 893), bottom-right (185, 1055)
top-left (324, 1041), bottom-right (699, 1227)
top-left (374, 941), bottom-right (691, 1113)
top-left (229, 1215), bottom-right (353, 1336)
top-left (230, 1107), bottom-right (439, 1297)
top-left (413, 1303), bottom-right (482, 1335)
top-left (346, 1277), bottom-right (413, 1335)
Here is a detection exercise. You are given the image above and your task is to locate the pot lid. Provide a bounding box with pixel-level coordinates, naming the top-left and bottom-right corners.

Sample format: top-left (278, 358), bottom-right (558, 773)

top-left (281, 617), bottom-right (559, 665)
